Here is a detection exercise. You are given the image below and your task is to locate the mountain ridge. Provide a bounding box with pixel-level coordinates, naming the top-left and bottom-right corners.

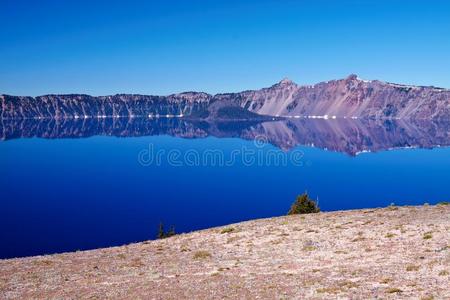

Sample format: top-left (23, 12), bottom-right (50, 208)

top-left (2, 75), bottom-right (449, 120)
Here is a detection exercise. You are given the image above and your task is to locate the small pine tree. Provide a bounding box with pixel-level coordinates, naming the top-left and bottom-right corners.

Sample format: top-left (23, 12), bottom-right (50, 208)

top-left (288, 192), bottom-right (320, 215)
top-left (167, 226), bottom-right (176, 237)
top-left (157, 222), bottom-right (165, 239)
top-left (157, 222), bottom-right (176, 239)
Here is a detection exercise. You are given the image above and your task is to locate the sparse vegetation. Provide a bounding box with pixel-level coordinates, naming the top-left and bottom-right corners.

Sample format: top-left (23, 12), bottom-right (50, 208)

top-left (303, 246), bottom-right (316, 251)
top-left (406, 265), bottom-right (420, 271)
top-left (220, 227), bottom-right (235, 234)
top-left (226, 236), bottom-right (241, 244)
top-left (338, 281), bottom-right (359, 289)
top-left (32, 259), bottom-right (53, 266)
top-left (157, 222), bottom-right (176, 239)
top-left (423, 232), bottom-right (433, 240)
top-left (2, 205), bottom-right (449, 298)
top-left (437, 201), bottom-right (449, 206)
top-left (287, 192), bottom-right (320, 215)
top-left (387, 203), bottom-right (399, 211)
top-left (193, 250), bottom-right (212, 259)
top-left (302, 239), bottom-right (318, 251)
top-left (351, 237), bottom-right (365, 242)
top-left (386, 287), bottom-right (403, 294)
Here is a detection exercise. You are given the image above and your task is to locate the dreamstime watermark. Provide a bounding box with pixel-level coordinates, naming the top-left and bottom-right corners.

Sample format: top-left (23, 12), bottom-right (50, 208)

top-left (137, 135), bottom-right (309, 167)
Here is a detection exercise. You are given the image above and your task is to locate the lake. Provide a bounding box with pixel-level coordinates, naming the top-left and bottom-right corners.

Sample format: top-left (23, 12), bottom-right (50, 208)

top-left (1, 117), bottom-right (449, 258)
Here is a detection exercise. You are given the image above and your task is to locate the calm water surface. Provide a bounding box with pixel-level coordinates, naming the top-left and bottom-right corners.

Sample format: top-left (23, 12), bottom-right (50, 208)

top-left (1, 119), bottom-right (450, 258)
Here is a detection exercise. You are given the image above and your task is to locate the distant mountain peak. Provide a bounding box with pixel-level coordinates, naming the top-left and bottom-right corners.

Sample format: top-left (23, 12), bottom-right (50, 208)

top-left (278, 78), bottom-right (294, 85)
top-left (344, 74), bottom-right (373, 83)
top-left (346, 74), bottom-right (359, 81)
top-left (271, 78), bottom-right (297, 89)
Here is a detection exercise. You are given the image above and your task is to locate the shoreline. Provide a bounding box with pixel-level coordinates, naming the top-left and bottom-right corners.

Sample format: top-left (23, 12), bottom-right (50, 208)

top-left (0, 205), bottom-right (437, 261)
top-left (1, 206), bottom-right (399, 261)
top-left (1, 204), bottom-right (449, 299)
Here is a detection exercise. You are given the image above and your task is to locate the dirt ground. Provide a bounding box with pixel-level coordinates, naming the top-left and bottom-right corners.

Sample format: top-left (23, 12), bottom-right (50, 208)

top-left (1, 204), bottom-right (449, 299)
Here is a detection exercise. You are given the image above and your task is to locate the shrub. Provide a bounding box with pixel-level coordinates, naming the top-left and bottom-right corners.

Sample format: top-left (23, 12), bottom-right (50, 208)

top-left (423, 232), bottom-right (433, 240)
top-left (220, 227), bottom-right (235, 234)
top-left (193, 250), bottom-right (212, 259)
top-left (288, 193), bottom-right (320, 215)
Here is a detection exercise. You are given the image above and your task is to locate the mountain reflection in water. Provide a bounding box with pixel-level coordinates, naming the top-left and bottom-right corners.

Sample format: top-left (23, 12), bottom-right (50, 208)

top-left (1, 117), bottom-right (450, 156)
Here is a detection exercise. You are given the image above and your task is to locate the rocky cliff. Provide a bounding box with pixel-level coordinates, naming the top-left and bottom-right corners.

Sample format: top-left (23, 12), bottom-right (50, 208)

top-left (240, 75), bottom-right (450, 120)
top-left (1, 75), bottom-right (449, 120)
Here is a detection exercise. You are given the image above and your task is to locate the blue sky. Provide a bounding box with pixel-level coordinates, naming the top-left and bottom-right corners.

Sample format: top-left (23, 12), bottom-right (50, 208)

top-left (1, 0), bottom-right (449, 96)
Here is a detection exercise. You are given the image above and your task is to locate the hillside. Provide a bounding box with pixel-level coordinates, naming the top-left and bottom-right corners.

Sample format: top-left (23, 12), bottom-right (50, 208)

top-left (1, 204), bottom-right (449, 299)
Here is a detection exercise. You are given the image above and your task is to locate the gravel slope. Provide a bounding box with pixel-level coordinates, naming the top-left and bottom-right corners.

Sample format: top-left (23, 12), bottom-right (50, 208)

top-left (1, 205), bottom-right (449, 299)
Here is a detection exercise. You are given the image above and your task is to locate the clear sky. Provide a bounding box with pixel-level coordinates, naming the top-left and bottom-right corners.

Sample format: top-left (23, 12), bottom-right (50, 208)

top-left (1, 0), bottom-right (449, 96)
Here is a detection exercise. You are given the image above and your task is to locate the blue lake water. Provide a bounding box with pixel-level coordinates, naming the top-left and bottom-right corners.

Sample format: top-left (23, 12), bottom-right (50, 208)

top-left (1, 118), bottom-right (450, 258)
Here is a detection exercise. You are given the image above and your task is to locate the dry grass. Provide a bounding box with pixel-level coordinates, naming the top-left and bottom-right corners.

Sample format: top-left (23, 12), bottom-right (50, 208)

top-left (406, 265), bottom-right (420, 272)
top-left (387, 287), bottom-right (403, 294)
top-left (193, 250), bottom-right (212, 259)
